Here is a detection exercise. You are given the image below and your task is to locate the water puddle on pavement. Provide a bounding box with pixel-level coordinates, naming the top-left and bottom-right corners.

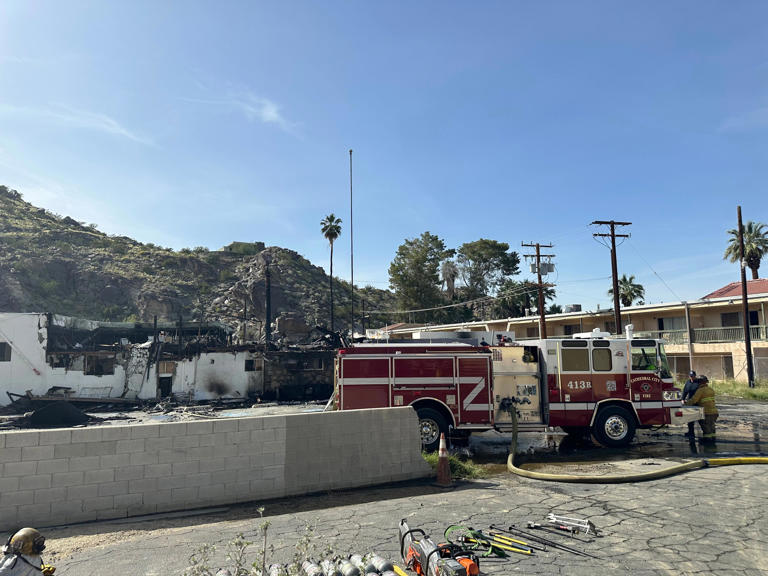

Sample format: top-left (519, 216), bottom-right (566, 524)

top-left (465, 403), bottom-right (768, 469)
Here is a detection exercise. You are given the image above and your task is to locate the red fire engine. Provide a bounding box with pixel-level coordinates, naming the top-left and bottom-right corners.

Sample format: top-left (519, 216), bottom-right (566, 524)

top-left (334, 330), bottom-right (699, 450)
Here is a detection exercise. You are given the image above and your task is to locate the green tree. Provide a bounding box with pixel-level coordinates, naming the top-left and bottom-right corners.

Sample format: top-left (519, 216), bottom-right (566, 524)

top-left (389, 232), bottom-right (450, 320)
top-left (494, 279), bottom-right (555, 318)
top-left (608, 274), bottom-right (645, 307)
top-left (320, 214), bottom-right (342, 331)
top-left (724, 220), bottom-right (768, 280)
top-left (456, 239), bottom-right (520, 299)
top-left (547, 303), bottom-right (563, 314)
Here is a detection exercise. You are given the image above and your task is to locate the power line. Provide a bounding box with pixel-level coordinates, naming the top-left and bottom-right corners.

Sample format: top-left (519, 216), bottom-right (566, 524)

top-left (625, 238), bottom-right (684, 302)
top-left (366, 282), bottom-right (542, 315)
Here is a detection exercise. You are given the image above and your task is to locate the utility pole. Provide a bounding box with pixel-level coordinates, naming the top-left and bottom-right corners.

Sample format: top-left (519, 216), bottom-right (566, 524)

top-left (737, 206), bottom-right (755, 388)
top-left (592, 220), bottom-right (631, 334)
top-left (521, 242), bottom-right (555, 339)
top-left (349, 149), bottom-right (354, 339)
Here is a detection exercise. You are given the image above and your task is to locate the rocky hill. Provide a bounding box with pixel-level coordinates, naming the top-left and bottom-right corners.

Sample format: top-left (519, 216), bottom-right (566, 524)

top-left (0, 185), bottom-right (394, 334)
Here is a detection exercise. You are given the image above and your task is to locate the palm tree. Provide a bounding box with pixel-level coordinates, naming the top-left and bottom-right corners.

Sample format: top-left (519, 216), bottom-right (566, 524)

top-left (320, 214), bottom-right (342, 331)
top-left (724, 220), bottom-right (768, 279)
top-left (608, 274), bottom-right (645, 308)
top-left (441, 260), bottom-right (459, 299)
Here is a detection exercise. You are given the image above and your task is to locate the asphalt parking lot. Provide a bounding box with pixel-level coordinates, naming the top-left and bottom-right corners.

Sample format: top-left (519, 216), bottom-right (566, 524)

top-left (49, 461), bottom-right (767, 575)
top-left (44, 400), bottom-right (768, 575)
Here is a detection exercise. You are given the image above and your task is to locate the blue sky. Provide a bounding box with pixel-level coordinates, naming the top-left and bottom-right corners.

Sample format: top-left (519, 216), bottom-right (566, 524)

top-left (1, 1), bottom-right (767, 312)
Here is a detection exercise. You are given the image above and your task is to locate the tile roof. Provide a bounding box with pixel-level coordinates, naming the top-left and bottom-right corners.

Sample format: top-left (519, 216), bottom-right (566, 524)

top-left (702, 279), bottom-right (768, 299)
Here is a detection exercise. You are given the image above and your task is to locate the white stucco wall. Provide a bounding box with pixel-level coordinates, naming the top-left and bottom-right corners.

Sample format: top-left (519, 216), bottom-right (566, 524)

top-left (0, 314), bottom-right (263, 406)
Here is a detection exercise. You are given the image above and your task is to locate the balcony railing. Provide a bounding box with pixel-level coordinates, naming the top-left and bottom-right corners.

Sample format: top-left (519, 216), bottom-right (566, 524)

top-left (635, 325), bottom-right (768, 345)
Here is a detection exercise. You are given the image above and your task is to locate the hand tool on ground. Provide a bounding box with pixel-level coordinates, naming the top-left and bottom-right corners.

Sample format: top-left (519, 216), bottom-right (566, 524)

top-left (399, 519), bottom-right (469, 576)
top-left (528, 521), bottom-right (581, 537)
top-left (487, 530), bottom-right (547, 552)
top-left (392, 566), bottom-right (409, 576)
top-left (493, 525), bottom-right (599, 559)
top-left (444, 525), bottom-right (534, 557)
top-left (546, 513), bottom-right (599, 536)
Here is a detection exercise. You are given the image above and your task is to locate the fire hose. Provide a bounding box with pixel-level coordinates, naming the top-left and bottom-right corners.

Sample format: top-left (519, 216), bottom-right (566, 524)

top-left (506, 416), bottom-right (768, 482)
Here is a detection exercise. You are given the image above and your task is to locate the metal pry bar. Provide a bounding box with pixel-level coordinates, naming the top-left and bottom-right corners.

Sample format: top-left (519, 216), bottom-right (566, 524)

top-left (546, 514), bottom-right (598, 536)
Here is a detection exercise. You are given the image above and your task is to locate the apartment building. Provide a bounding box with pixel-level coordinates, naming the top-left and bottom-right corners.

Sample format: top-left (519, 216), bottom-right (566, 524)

top-left (378, 280), bottom-right (768, 383)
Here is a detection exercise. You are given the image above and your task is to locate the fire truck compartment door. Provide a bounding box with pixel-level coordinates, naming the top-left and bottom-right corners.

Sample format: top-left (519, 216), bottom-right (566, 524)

top-left (393, 357), bottom-right (456, 389)
top-left (493, 373), bottom-right (543, 425)
top-left (457, 357), bottom-right (493, 425)
top-left (339, 357), bottom-right (390, 409)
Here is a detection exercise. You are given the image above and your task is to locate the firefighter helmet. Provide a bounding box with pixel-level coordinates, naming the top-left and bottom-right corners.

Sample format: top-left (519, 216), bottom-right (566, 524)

top-left (6, 527), bottom-right (46, 555)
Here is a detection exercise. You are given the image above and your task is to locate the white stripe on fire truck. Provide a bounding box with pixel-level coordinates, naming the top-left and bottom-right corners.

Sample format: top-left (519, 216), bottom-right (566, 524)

top-left (339, 378), bottom-right (390, 386)
top-left (461, 378), bottom-right (486, 411)
top-left (548, 401), bottom-right (670, 411)
top-left (548, 402), bottom-right (594, 411)
top-left (393, 377), bottom-right (454, 386)
top-left (635, 402), bottom-right (664, 409)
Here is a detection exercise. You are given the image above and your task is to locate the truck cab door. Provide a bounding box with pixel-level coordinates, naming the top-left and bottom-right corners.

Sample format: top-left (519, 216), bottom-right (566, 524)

top-left (558, 340), bottom-right (593, 427)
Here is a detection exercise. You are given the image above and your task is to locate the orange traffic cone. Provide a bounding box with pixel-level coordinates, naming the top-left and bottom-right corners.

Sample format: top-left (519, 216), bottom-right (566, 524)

top-left (435, 433), bottom-right (453, 487)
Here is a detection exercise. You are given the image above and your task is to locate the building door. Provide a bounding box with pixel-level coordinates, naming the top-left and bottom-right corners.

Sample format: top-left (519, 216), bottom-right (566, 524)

top-left (158, 377), bottom-right (172, 398)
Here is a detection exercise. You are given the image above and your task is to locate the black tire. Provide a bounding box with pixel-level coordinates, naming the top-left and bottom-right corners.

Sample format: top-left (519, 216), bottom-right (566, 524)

top-left (561, 426), bottom-right (591, 437)
top-left (593, 406), bottom-right (636, 448)
top-left (416, 407), bottom-right (448, 452)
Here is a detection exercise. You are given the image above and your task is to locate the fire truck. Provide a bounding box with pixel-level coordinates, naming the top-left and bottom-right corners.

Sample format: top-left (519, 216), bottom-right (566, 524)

top-left (334, 329), bottom-right (700, 450)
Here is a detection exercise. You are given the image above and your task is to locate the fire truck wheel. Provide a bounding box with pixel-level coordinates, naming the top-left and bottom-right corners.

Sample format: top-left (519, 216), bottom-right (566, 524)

top-left (416, 407), bottom-right (447, 452)
top-left (593, 406), bottom-right (636, 447)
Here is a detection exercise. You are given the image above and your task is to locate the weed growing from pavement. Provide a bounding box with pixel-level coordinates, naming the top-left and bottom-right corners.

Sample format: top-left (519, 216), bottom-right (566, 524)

top-left (422, 451), bottom-right (487, 479)
top-left (184, 507), bottom-right (331, 576)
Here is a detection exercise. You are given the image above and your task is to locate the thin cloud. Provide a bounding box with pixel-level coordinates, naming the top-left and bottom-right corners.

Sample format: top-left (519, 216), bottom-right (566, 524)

top-left (182, 91), bottom-right (300, 135)
top-left (720, 107), bottom-right (768, 132)
top-left (0, 103), bottom-right (153, 145)
top-left (0, 55), bottom-right (44, 65)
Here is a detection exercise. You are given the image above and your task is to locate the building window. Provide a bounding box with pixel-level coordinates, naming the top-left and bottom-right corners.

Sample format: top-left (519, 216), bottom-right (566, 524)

top-left (526, 327), bottom-right (538, 338)
top-left (592, 348), bottom-right (612, 371)
top-left (0, 342), bottom-right (11, 362)
top-left (721, 312), bottom-right (740, 327)
top-left (563, 324), bottom-right (580, 336)
top-left (245, 359), bottom-right (255, 372)
top-left (84, 354), bottom-right (115, 376)
top-left (658, 316), bottom-right (686, 330)
top-left (721, 311), bottom-right (759, 327)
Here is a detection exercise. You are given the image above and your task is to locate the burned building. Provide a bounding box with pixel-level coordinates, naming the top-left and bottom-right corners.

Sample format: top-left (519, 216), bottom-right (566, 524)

top-left (0, 313), bottom-right (333, 407)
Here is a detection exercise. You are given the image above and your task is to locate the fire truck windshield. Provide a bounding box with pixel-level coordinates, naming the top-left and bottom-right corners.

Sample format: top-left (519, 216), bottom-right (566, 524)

top-left (631, 345), bottom-right (657, 371)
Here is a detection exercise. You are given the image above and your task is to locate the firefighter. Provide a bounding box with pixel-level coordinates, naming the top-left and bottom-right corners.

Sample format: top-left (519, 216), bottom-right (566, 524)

top-left (0, 528), bottom-right (55, 575)
top-left (687, 376), bottom-right (719, 443)
top-left (681, 371), bottom-right (699, 437)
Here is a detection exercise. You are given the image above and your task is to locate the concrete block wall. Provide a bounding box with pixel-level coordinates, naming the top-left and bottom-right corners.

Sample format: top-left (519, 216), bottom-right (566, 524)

top-left (0, 407), bottom-right (431, 530)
